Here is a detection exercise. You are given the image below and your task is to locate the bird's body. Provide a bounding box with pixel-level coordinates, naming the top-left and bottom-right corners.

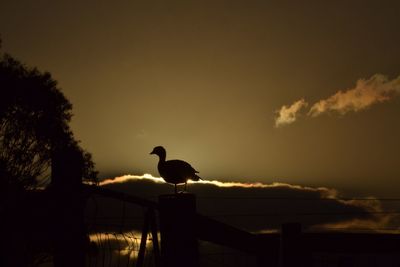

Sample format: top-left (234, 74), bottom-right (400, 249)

top-left (150, 146), bottom-right (200, 193)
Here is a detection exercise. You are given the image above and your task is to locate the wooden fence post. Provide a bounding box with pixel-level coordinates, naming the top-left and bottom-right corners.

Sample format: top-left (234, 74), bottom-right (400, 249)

top-left (51, 146), bottom-right (86, 267)
top-left (159, 193), bottom-right (199, 267)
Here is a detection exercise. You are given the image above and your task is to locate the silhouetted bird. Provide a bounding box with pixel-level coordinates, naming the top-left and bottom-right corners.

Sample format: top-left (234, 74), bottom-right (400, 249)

top-left (150, 146), bottom-right (201, 193)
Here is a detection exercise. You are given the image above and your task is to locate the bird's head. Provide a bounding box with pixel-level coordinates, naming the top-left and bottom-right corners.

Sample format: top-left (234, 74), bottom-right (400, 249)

top-left (150, 146), bottom-right (166, 158)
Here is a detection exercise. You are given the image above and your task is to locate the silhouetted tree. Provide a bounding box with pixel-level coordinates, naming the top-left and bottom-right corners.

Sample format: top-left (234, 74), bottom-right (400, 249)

top-left (0, 48), bottom-right (97, 190)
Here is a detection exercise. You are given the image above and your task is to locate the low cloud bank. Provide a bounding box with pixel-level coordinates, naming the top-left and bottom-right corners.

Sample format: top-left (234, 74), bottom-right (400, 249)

top-left (275, 74), bottom-right (400, 127)
top-left (88, 174), bottom-right (395, 233)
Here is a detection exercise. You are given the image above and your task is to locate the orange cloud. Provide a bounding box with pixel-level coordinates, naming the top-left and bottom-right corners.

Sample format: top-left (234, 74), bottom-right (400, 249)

top-left (309, 74), bottom-right (400, 117)
top-left (274, 99), bottom-right (308, 127)
top-left (274, 74), bottom-right (400, 126)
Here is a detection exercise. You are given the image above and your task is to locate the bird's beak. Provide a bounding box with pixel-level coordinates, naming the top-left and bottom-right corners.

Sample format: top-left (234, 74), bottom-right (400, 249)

top-left (150, 150), bottom-right (155, 155)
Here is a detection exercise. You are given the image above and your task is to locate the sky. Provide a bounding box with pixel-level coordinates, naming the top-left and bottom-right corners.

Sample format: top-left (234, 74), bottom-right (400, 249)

top-left (1, 1), bottom-right (400, 198)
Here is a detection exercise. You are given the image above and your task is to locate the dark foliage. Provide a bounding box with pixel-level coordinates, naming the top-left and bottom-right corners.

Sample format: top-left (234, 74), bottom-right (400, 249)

top-left (0, 51), bottom-right (97, 189)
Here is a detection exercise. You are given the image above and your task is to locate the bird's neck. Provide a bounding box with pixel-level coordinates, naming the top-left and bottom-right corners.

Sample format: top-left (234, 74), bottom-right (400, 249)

top-left (158, 154), bottom-right (166, 163)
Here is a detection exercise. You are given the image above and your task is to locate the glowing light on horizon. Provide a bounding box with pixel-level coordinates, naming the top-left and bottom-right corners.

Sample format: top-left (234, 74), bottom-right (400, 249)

top-left (99, 173), bottom-right (165, 186)
top-left (96, 174), bottom-right (395, 234)
top-left (89, 231), bottom-right (153, 260)
top-left (99, 173), bottom-right (336, 196)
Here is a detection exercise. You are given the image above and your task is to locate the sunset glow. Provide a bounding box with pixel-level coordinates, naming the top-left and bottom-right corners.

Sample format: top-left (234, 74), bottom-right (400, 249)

top-left (2, 2), bottom-right (400, 265)
top-left (101, 174), bottom-right (334, 194)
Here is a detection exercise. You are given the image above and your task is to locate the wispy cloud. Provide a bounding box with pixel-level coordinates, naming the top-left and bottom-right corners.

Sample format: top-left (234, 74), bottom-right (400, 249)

top-left (274, 99), bottom-right (308, 127)
top-left (274, 74), bottom-right (400, 126)
top-left (309, 74), bottom-right (400, 117)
